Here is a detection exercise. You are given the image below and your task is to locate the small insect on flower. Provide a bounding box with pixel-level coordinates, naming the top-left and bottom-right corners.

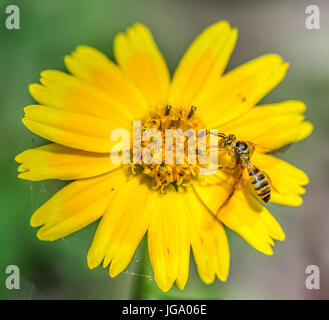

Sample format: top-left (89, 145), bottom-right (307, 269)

top-left (15, 21), bottom-right (313, 292)
top-left (209, 133), bottom-right (274, 214)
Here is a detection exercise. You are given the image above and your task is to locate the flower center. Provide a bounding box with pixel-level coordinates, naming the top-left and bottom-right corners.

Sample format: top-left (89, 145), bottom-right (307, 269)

top-left (131, 105), bottom-right (208, 191)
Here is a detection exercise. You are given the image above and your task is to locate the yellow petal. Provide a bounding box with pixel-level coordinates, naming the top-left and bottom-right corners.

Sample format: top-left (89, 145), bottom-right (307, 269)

top-left (221, 191), bottom-right (285, 243)
top-left (257, 206), bottom-right (285, 241)
top-left (193, 174), bottom-right (282, 255)
top-left (64, 46), bottom-right (149, 118)
top-left (201, 55), bottom-right (289, 127)
top-left (87, 175), bottom-right (155, 278)
top-left (32, 168), bottom-right (128, 240)
top-left (168, 20), bottom-right (237, 109)
top-left (185, 188), bottom-right (230, 283)
top-left (106, 178), bottom-right (157, 278)
top-left (23, 105), bottom-right (128, 153)
top-left (15, 143), bottom-right (118, 181)
top-left (29, 70), bottom-right (139, 124)
top-left (252, 152), bottom-right (309, 207)
top-left (147, 187), bottom-right (190, 292)
top-left (114, 23), bottom-right (170, 107)
top-left (219, 101), bottom-right (313, 151)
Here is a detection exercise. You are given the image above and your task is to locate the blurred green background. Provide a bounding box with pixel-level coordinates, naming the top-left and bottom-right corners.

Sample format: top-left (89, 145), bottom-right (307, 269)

top-left (1, 0), bottom-right (328, 299)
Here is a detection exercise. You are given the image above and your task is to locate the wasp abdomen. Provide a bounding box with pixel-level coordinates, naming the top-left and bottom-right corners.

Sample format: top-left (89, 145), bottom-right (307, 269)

top-left (248, 166), bottom-right (271, 203)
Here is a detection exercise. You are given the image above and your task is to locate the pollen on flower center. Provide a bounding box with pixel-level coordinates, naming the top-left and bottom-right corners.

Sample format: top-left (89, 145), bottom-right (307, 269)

top-left (131, 105), bottom-right (208, 191)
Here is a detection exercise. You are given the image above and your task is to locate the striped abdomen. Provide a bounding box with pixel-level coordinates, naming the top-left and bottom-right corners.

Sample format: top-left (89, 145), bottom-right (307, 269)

top-left (247, 165), bottom-right (271, 203)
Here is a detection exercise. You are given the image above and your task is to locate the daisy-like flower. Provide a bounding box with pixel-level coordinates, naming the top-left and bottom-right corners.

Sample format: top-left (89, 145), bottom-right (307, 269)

top-left (16, 21), bottom-right (312, 292)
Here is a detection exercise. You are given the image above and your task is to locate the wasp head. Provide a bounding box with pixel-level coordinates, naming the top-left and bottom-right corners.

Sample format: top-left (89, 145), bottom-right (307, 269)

top-left (220, 134), bottom-right (236, 150)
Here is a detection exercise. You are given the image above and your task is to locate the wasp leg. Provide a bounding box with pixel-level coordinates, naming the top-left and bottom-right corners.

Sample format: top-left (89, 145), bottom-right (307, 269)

top-left (216, 169), bottom-right (243, 215)
top-left (248, 142), bottom-right (256, 156)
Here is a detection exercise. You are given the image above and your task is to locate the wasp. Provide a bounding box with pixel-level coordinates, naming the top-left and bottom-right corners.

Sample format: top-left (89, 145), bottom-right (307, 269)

top-left (212, 133), bottom-right (273, 214)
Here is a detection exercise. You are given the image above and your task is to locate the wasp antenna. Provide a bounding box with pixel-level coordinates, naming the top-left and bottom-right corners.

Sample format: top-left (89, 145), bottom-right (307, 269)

top-left (198, 129), bottom-right (208, 137)
top-left (217, 132), bottom-right (226, 138)
top-left (209, 131), bottom-right (226, 138)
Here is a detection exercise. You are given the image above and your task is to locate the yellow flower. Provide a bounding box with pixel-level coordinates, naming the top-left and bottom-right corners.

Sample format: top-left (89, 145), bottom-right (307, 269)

top-left (16, 21), bottom-right (312, 292)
